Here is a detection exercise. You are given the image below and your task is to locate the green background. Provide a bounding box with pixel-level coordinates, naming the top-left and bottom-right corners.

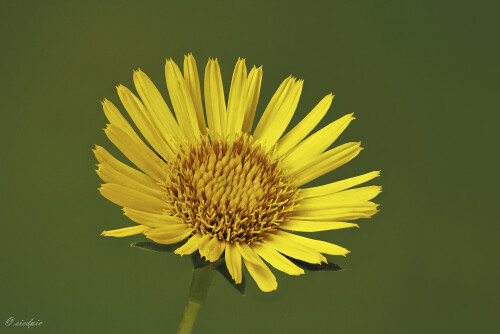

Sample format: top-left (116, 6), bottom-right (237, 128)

top-left (1, 0), bottom-right (498, 333)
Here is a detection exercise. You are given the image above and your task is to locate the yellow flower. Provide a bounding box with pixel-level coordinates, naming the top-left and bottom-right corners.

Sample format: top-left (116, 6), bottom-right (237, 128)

top-left (94, 54), bottom-right (380, 292)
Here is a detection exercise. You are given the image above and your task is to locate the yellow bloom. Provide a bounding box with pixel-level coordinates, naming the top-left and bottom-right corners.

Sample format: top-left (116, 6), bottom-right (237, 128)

top-left (95, 54), bottom-right (381, 292)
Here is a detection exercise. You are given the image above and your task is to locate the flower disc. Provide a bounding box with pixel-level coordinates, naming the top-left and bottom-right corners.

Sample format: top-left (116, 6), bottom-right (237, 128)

top-left (164, 134), bottom-right (298, 244)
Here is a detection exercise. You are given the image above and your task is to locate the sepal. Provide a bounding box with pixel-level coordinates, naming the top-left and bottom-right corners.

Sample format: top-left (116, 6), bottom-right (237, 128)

top-left (191, 251), bottom-right (246, 295)
top-left (130, 240), bottom-right (186, 253)
top-left (215, 262), bottom-right (246, 295)
top-left (284, 256), bottom-right (344, 271)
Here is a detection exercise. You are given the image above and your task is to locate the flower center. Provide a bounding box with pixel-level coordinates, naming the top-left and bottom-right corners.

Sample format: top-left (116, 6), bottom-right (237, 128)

top-left (163, 134), bottom-right (298, 244)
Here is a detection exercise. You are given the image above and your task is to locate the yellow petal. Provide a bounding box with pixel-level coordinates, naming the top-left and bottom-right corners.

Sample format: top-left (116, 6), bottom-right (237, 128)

top-left (117, 85), bottom-right (175, 160)
top-left (104, 124), bottom-right (166, 181)
top-left (123, 208), bottom-right (181, 228)
top-left (277, 94), bottom-right (333, 157)
top-left (292, 142), bottom-right (363, 187)
top-left (225, 243), bottom-right (242, 283)
top-left (253, 77), bottom-right (303, 149)
top-left (298, 171), bottom-right (381, 199)
top-left (147, 231), bottom-right (192, 245)
top-left (280, 220), bottom-right (359, 232)
top-left (146, 224), bottom-right (190, 236)
top-left (252, 242), bottom-right (304, 275)
top-left (226, 58), bottom-right (248, 135)
top-left (241, 66), bottom-right (263, 133)
top-left (197, 234), bottom-right (212, 260)
top-left (296, 198), bottom-right (380, 211)
top-left (165, 59), bottom-right (201, 140)
top-left (145, 225), bottom-right (192, 244)
top-left (293, 202), bottom-right (379, 216)
top-left (204, 59), bottom-right (227, 138)
top-left (96, 163), bottom-right (163, 198)
top-left (101, 225), bottom-right (150, 237)
top-left (175, 233), bottom-right (202, 256)
top-left (93, 145), bottom-right (161, 194)
top-left (98, 183), bottom-right (167, 213)
top-left (102, 100), bottom-right (168, 176)
top-left (264, 233), bottom-right (326, 264)
top-left (253, 77), bottom-right (293, 136)
top-left (243, 257), bottom-right (277, 292)
top-left (101, 99), bottom-right (141, 141)
top-left (282, 113), bottom-right (355, 171)
top-left (327, 186), bottom-right (382, 202)
top-left (274, 230), bottom-right (349, 256)
top-left (298, 187), bottom-right (382, 208)
top-left (204, 237), bottom-right (226, 262)
top-left (183, 54), bottom-right (207, 134)
top-left (133, 69), bottom-right (184, 143)
top-left (293, 212), bottom-right (377, 221)
top-left (236, 242), bottom-right (261, 264)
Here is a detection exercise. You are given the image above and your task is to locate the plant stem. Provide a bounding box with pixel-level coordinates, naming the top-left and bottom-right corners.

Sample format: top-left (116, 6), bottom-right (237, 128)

top-left (177, 266), bottom-right (214, 334)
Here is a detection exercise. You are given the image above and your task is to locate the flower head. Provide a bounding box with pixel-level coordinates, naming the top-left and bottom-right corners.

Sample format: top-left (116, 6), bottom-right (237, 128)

top-left (95, 54), bottom-right (380, 292)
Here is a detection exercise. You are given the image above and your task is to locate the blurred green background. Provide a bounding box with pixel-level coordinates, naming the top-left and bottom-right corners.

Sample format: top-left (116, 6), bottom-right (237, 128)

top-left (1, 0), bottom-right (498, 333)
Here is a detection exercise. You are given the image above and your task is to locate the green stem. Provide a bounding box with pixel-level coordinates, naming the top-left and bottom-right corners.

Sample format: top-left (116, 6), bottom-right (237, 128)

top-left (177, 266), bottom-right (214, 334)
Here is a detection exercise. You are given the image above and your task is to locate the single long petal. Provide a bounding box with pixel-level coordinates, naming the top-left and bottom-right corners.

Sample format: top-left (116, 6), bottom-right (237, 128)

top-left (175, 234), bottom-right (202, 256)
top-left (298, 171), bottom-right (380, 199)
top-left (226, 58), bottom-right (248, 135)
top-left (293, 212), bottom-right (377, 221)
top-left (204, 59), bottom-right (227, 137)
top-left (183, 54), bottom-right (207, 134)
top-left (225, 243), bottom-right (242, 283)
top-left (147, 231), bottom-right (192, 245)
top-left (280, 220), bottom-right (358, 232)
top-left (204, 237), bottom-right (225, 262)
top-left (145, 225), bottom-right (192, 244)
top-left (198, 234), bottom-right (213, 260)
top-left (241, 66), bottom-right (263, 133)
top-left (297, 186), bottom-right (382, 208)
top-left (292, 142), bottom-right (363, 187)
top-left (252, 242), bottom-right (304, 275)
top-left (101, 225), bottom-right (150, 237)
top-left (146, 224), bottom-right (191, 236)
top-left (293, 202), bottom-right (379, 215)
top-left (277, 94), bottom-right (333, 157)
top-left (123, 208), bottom-right (181, 228)
top-left (243, 257), bottom-right (277, 292)
top-left (273, 230), bottom-right (349, 256)
top-left (98, 183), bottom-right (167, 213)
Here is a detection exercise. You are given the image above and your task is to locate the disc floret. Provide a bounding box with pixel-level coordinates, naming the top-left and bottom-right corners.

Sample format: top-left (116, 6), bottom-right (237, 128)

top-left (163, 134), bottom-right (298, 244)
